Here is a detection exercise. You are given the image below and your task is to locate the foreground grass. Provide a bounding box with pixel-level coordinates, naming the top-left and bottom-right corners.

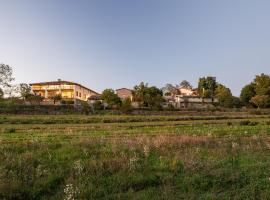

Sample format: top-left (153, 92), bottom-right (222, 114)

top-left (1, 114), bottom-right (270, 199)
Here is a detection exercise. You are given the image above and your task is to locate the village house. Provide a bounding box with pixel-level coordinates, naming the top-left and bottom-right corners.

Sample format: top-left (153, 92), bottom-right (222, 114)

top-left (115, 88), bottom-right (133, 101)
top-left (179, 87), bottom-right (198, 96)
top-left (163, 86), bottom-right (218, 109)
top-left (30, 79), bottom-right (100, 105)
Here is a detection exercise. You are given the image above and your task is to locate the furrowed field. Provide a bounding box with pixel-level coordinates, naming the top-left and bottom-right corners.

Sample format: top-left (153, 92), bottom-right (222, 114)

top-left (1, 111), bottom-right (270, 199)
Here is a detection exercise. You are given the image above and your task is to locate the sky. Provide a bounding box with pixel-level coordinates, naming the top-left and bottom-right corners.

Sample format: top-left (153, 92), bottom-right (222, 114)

top-left (0, 0), bottom-right (270, 95)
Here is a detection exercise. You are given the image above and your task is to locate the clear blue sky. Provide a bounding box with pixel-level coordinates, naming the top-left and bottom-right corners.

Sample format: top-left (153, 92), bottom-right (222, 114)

top-left (0, 0), bottom-right (270, 95)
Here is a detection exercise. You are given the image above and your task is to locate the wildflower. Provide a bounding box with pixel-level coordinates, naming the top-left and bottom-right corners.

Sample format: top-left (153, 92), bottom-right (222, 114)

top-left (64, 183), bottom-right (78, 200)
top-left (232, 142), bottom-right (238, 149)
top-left (129, 153), bottom-right (138, 170)
top-left (73, 160), bottom-right (83, 175)
top-left (143, 145), bottom-right (149, 157)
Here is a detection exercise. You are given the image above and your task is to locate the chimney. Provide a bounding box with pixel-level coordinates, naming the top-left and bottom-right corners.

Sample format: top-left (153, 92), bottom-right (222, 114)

top-left (58, 79), bottom-right (61, 82)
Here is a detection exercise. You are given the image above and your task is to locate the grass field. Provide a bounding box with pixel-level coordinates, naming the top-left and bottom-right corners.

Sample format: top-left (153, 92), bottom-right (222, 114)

top-left (1, 112), bottom-right (270, 199)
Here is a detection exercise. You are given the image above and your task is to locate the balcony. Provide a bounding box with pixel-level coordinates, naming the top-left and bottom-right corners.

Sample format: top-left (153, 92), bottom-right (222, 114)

top-left (32, 85), bottom-right (74, 90)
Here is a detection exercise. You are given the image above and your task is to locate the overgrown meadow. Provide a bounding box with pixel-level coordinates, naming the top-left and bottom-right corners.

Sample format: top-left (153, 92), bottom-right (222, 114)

top-left (1, 112), bottom-right (270, 199)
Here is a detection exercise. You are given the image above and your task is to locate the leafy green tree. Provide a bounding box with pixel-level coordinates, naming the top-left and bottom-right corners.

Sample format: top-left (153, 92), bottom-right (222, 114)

top-left (101, 89), bottom-right (121, 108)
top-left (214, 84), bottom-right (233, 107)
top-left (179, 80), bottom-right (192, 89)
top-left (120, 98), bottom-right (133, 113)
top-left (132, 82), bottom-right (148, 102)
top-left (240, 83), bottom-right (256, 106)
top-left (253, 73), bottom-right (270, 96)
top-left (133, 82), bottom-right (163, 109)
top-left (19, 83), bottom-right (32, 99)
top-left (93, 101), bottom-right (104, 110)
top-left (198, 76), bottom-right (217, 99)
top-left (50, 94), bottom-right (62, 105)
top-left (0, 63), bottom-right (14, 88)
top-left (27, 94), bottom-right (44, 105)
top-left (251, 95), bottom-right (270, 108)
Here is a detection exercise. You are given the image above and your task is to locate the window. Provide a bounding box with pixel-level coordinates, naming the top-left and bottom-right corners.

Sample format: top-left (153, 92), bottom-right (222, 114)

top-left (76, 91), bottom-right (78, 97)
top-left (79, 93), bottom-right (81, 97)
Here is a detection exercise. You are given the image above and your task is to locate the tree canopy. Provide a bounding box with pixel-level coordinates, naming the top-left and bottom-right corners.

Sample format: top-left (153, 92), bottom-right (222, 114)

top-left (179, 80), bottom-right (192, 89)
top-left (240, 73), bottom-right (270, 108)
top-left (19, 83), bottom-right (32, 99)
top-left (198, 76), bottom-right (217, 98)
top-left (162, 84), bottom-right (179, 96)
top-left (240, 83), bottom-right (256, 106)
top-left (133, 82), bottom-right (163, 109)
top-left (101, 89), bottom-right (121, 108)
top-left (0, 63), bottom-right (14, 88)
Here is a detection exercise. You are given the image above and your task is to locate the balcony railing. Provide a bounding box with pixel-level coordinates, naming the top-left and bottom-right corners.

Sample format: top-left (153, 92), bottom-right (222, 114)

top-left (32, 85), bottom-right (74, 90)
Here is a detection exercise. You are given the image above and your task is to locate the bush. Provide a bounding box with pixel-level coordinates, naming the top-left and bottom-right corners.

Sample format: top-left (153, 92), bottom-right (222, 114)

top-left (4, 128), bottom-right (16, 133)
top-left (227, 122), bottom-right (232, 126)
top-left (239, 120), bottom-right (259, 126)
top-left (120, 98), bottom-right (133, 113)
top-left (93, 101), bottom-right (104, 110)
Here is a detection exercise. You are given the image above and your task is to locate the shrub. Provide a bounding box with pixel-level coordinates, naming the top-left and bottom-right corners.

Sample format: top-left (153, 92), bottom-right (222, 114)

top-left (120, 98), bottom-right (133, 113)
top-left (239, 120), bottom-right (259, 126)
top-left (93, 101), bottom-right (104, 110)
top-left (4, 127), bottom-right (16, 133)
top-left (227, 122), bottom-right (232, 126)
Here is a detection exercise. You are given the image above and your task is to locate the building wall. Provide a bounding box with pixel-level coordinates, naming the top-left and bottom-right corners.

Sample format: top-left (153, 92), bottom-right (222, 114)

top-left (116, 89), bottom-right (133, 100)
top-left (31, 83), bottom-right (99, 102)
top-left (179, 88), bottom-right (194, 96)
top-left (74, 85), bottom-right (98, 101)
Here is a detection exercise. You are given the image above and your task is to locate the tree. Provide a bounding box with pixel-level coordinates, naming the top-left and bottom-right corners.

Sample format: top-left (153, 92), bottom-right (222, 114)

top-left (179, 80), bottom-right (192, 89)
top-left (27, 94), bottom-right (44, 105)
top-left (50, 94), bottom-right (62, 105)
top-left (132, 82), bottom-right (148, 102)
top-left (253, 73), bottom-right (270, 96)
top-left (215, 84), bottom-right (233, 107)
top-left (101, 89), bottom-right (121, 108)
top-left (0, 63), bottom-right (14, 88)
top-left (251, 95), bottom-right (270, 108)
top-left (133, 82), bottom-right (164, 109)
top-left (19, 83), bottom-right (32, 99)
top-left (240, 83), bottom-right (256, 106)
top-left (0, 88), bottom-right (3, 99)
top-left (198, 76), bottom-right (217, 99)
top-left (162, 84), bottom-right (179, 96)
top-left (214, 84), bottom-right (243, 108)
top-left (120, 98), bottom-right (132, 113)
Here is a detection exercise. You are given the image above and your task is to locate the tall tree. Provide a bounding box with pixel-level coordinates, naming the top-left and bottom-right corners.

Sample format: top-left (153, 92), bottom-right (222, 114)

top-left (133, 82), bottom-right (163, 108)
top-left (19, 83), bottom-right (32, 99)
top-left (50, 94), bottom-right (62, 105)
top-left (215, 84), bottom-right (236, 107)
top-left (0, 64), bottom-right (15, 97)
top-left (101, 89), bottom-right (121, 108)
top-left (179, 80), bottom-right (192, 89)
top-left (0, 63), bottom-right (14, 88)
top-left (240, 83), bottom-right (256, 106)
top-left (253, 73), bottom-right (270, 96)
top-left (162, 84), bottom-right (179, 96)
top-left (198, 76), bottom-right (217, 99)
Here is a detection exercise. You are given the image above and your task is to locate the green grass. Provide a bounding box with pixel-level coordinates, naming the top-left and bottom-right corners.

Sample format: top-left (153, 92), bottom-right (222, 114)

top-left (0, 113), bottom-right (270, 199)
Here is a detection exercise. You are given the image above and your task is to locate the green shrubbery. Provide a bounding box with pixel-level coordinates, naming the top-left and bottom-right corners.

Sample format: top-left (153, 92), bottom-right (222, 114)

top-left (239, 120), bottom-right (259, 126)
